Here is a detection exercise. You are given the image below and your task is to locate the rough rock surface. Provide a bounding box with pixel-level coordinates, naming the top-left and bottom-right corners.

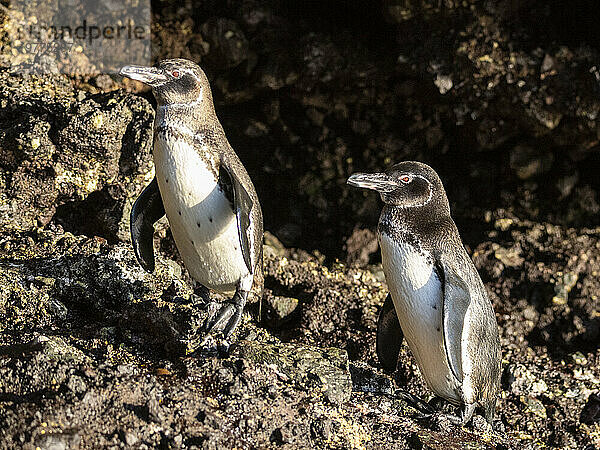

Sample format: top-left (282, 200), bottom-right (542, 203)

top-left (0, 71), bottom-right (154, 241)
top-left (0, 220), bottom-right (598, 448)
top-left (0, 1), bottom-right (599, 448)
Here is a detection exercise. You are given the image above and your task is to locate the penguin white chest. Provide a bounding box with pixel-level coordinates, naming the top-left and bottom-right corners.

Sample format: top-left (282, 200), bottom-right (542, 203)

top-left (379, 233), bottom-right (461, 403)
top-left (153, 134), bottom-right (248, 293)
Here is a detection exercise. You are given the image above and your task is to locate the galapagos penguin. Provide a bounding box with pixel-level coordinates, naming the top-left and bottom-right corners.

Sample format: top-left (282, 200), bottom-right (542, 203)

top-left (347, 161), bottom-right (501, 424)
top-left (121, 59), bottom-right (263, 347)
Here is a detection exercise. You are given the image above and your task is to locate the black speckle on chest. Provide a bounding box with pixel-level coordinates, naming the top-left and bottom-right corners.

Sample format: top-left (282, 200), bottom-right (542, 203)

top-left (379, 220), bottom-right (434, 265)
top-left (154, 125), bottom-right (219, 178)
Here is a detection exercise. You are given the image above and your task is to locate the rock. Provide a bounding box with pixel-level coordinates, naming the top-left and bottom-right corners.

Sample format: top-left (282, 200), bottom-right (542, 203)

top-left (552, 271), bottom-right (578, 305)
top-left (493, 244), bottom-right (525, 268)
top-left (349, 362), bottom-right (395, 395)
top-left (508, 363), bottom-right (547, 397)
top-left (300, 33), bottom-right (345, 88)
top-left (263, 231), bottom-right (287, 258)
top-left (572, 352), bottom-right (588, 366)
top-left (0, 71), bottom-right (154, 239)
top-left (556, 173), bottom-right (579, 199)
top-left (236, 340), bottom-right (352, 405)
top-left (0, 228), bottom-right (191, 349)
top-left (580, 393), bottom-right (600, 424)
top-left (265, 294), bottom-right (299, 326)
top-left (147, 396), bottom-right (164, 423)
top-left (344, 228), bottom-right (378, 267)
top-left (510, 145), bottom-right (554, 180)
top-left (41, 336), bottom-right (88, 364)
top-left (383, 0), bottom-right (477, 22)
top-left (521, 395), bottom-right (547, 419)
top-left (124, 431), bottom-right (139, 446)
top-left (201, 17), bottom-right (250, 70)
top-left (34, 431), bottom-right (81, 450)
top-left (0, 216), bottom-right (598, 447)
top-left (540, 54), bottom-right (556, 74)
top-left (66, 375), bottom-right (87, 395)
top-left (434, 74), bottom-right (453, 94)
top-left (494, 217), bottom-right (514, 231)
top-left (310, 417), bottom-right (332, 440)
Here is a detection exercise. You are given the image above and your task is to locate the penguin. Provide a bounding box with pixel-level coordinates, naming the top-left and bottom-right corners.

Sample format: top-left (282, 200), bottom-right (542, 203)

top-left (120, 59), bottom-right (263, 346)
top-left (347, 161), bottom-right (501, 425)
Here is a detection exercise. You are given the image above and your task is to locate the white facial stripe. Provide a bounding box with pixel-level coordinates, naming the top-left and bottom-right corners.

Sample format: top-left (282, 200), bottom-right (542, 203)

top-left (177, 68), bottom-right (198, 78)
top-left (158, 87), bottom-right (203, 111)
top-left (400, 174), bottom-right (433, 208)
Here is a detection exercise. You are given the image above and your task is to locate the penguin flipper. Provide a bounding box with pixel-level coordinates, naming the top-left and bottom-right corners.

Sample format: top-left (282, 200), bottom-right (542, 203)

top-left (219, 164), bottom-right (254, 274)
top-left (376, 293), bottom-right (404, 371)
top-left (438, 252), bottom-right (502, 416)
top-left (130, 177), bottom-right (165, 272)
top-left (436, 255), bottom-right (470, 383)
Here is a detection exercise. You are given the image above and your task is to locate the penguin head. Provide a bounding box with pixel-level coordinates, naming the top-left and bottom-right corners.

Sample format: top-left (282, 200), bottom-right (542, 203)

top-left (347, 161), bottom-right (449, 213)
top-left (120, 59), bottom-right (212, 108)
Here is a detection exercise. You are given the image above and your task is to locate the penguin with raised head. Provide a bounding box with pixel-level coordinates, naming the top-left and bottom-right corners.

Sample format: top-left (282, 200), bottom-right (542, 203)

top-left (120, 59), bottom-right (263, 348)
top-left (347, 161), bottom-right (501, 425)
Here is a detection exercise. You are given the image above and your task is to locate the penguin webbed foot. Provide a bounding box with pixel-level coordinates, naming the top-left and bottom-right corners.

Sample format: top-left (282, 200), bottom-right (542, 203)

top-left (436, 402), bottom-right (477, 427)
top-left (391, 389), bottom-right (437, 419)
top-left (395, 394), bottom-right (479, 428)
top-left (202, 288), bottom-right (248, 341)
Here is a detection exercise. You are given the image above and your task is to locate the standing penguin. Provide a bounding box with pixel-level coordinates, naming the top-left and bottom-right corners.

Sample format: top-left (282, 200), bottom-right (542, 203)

top-left (347, 161), bottom-right (501, 425)
top-left (120, 59), bottom-right (263, 346)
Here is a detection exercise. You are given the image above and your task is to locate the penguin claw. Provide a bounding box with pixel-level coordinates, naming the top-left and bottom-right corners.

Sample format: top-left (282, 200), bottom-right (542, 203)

top-left (436, 403), bottom-right (477, 427)
top-left (392, 389), bottom-right (436, 417)
top-left (390, 391), bottom-right (475, 426)
top-left (202, 289), bottom-right (248, 345)
top-left (203, 302), bottom-right (237, 334)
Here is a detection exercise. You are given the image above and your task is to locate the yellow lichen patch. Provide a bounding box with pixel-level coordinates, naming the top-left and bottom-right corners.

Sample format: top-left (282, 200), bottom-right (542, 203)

top-left (494, 217), bottom-right (514, 231)
top-left (313, 404), bottom-right (371, 450)
top-left (54, 163), bottom-right (102, 198)
top-left (583, 423), bottom-right (600, 448)
top-left (205, 397), bottom-right (219, 408)
top-left (91, 112), bottom-right (104, 129)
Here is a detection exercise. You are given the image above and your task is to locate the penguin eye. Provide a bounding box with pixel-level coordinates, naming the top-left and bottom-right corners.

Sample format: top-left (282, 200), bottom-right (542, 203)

top-left (171, 70), bottom-right (180, 78)
top-left (399, 174), bottom-right (412, 184)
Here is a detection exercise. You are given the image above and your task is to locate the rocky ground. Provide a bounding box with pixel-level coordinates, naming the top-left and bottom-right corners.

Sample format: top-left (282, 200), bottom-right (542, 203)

top-left (0, 0), bottom-right (599, 448)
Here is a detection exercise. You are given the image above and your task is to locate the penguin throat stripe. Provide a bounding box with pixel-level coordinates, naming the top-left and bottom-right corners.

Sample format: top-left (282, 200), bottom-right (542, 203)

top-left (156, 122), bottom-right (205, 145)
top-left (159, 122), bottom-right (194, 136)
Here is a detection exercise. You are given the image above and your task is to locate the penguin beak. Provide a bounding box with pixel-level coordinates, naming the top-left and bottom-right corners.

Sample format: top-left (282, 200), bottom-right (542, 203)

top-left (119, 65), bottom-right (168, 86)
top-left (347, 173), bottom-right (397, 193)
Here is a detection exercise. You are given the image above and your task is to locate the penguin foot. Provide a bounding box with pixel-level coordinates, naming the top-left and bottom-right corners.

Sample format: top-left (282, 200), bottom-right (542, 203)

top-left (391, 393), bottom-right (477, 427)
top-left (437, 402), bottom-right (477, 426)
top-left (439, 413), bottom-right (464, 426)
top-left (392, 389), bottom-right (437, 419)
top-left (193, 284), bottom-right (211, 301)
top-left (203, 289), bottom-right (248, 340)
